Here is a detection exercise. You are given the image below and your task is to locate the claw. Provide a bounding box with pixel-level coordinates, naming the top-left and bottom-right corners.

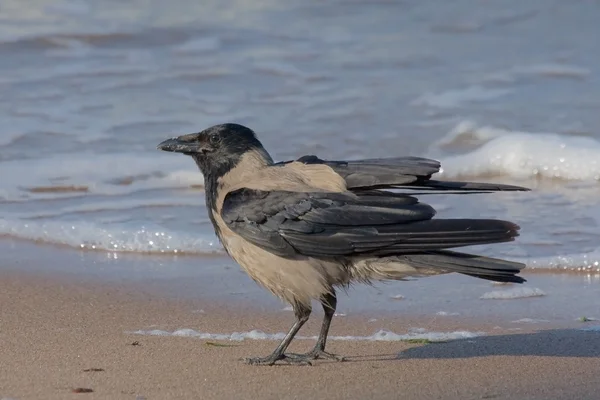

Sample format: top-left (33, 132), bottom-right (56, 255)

top-left (288, 350), bottom-right (345, 362)
top-left (243, 356), bottom-right (278, 366)
top-left (242, 354), bottom-right (314, 366)
top-left (317, 351), bottom-right (346, 362)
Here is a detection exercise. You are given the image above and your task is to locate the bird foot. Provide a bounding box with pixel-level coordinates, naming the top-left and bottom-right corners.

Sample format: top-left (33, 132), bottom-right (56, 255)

top-left (243, 354), bottom-right (313, 366)
top-left (288, 349), bottom-right (346, 362)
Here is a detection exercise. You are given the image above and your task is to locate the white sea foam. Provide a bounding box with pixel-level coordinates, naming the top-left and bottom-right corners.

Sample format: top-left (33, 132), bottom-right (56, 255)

top-left (511, 318), bottom-right (550, 323)
top-left (436, 311), bottom-right (460, 316)
top-left (5, 196), bottom-right (204, 221)
top-left (129, 328), bottom-right (484, 342)
top-left (0, 219), bottom-right (221, 254)
top-left (3, 213), bottom-right (599, 267)
top-left (430, 121), bottom-right (600, 182)
top-left (480, 287), bottom-right (546, 300)
top-left (517, 250), bottom-right (600, 272)
top-left (0, 152), bottom-right (203, 201)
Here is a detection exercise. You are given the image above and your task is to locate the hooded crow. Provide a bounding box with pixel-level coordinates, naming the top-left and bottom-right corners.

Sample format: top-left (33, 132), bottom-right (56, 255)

top-left (157, 123), bottom-right (529, 366)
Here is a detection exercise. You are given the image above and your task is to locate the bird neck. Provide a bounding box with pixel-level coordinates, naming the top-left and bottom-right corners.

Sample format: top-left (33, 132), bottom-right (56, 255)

top-left (202, 147), bottom-right (272, 242)
top-left (203, 147), bottom-right (273, 213)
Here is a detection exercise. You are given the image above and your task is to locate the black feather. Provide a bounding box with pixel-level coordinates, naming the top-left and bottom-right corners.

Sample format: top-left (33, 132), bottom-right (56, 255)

top-left (399, 250), bottom-right (526, 283)
top-left (221, 188), bottom-right (520, 259)
top-left (276, 155), bottom-right (530, 192)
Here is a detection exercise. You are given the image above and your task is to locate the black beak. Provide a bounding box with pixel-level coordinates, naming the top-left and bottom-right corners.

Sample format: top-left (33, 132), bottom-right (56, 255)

top-left (157, 137), bottom-right (205, 154)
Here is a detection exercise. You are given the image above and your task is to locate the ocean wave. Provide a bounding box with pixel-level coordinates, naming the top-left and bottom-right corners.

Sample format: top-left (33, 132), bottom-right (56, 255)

top-left (412, 86), bottom-right (513, 109)
top-left (430, 121), bottom-right (600, 182)
top-left (483, 63), bottom-right (591, 84)
top-left (1, 214), bottom-right (599, 271)
top-left (0, 29), bottom-right (193, 51)
top-left (0, 219), bottom-right (222, 255)
top-left (0, 152), bottom-right (203, 201)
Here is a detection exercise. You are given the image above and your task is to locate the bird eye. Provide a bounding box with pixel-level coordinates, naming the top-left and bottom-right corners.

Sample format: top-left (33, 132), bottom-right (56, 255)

top-left (209, 134), bottom-right (219, 145)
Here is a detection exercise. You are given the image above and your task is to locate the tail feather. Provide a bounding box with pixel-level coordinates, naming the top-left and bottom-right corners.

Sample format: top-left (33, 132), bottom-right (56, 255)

top-left (400, 250), bottom-right (526, 283)
top-left (398, 179), bottom-right (530, 192)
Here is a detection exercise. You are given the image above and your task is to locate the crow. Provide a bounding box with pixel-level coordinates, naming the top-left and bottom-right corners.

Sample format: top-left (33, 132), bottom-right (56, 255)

top-left (157, 123), bottom-right (529, 366)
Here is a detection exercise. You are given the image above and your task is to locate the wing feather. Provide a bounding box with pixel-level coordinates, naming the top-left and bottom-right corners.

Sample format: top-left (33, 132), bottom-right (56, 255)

top-left (276, 155), bottom-right (530, 192)
top-left (221, 188), bottom-right (520, 259)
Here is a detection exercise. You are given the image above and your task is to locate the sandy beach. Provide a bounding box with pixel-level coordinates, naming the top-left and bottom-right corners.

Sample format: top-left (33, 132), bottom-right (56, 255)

top-left (2, 1), bottom-right (600, 399)
top-left (1, 270), bottom-right (599, 400)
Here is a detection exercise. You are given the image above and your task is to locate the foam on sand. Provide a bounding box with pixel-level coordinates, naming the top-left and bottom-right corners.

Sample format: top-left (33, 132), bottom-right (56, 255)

top-left (511, 318), bottom-right (550, 324)
top-left (436, 311), bottom-right (460, 316)
top-left (480, 287), bottom-right (546, 300)
top-left (129, 328), bottom-right (484, 343)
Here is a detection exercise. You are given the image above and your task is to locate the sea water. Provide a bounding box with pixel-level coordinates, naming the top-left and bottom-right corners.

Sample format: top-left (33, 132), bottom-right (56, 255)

top-left (1, 0), bottom-right (599, 319)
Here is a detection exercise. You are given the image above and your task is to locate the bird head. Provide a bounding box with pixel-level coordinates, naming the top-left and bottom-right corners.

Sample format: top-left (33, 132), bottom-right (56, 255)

top-left (157, 123), bottom-right (271, 177)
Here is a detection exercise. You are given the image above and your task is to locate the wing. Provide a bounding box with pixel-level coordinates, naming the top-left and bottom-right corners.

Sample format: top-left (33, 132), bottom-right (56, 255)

top-left (221, 188), bottom-right (520, 259)
top-left (275, 155), bottom-right (529, 192)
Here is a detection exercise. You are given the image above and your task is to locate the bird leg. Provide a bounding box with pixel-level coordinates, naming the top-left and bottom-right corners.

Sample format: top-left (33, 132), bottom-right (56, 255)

top-left (288, 291), bottom-right (345, 362)
top-left (243, 303), bottom-right (312, 366)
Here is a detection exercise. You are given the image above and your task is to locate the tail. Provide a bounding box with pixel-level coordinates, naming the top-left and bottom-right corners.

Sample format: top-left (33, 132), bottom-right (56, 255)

top-left (397, 179), bottom-right (531, 193)
top-left (400, 250), bottom-right (526, 283)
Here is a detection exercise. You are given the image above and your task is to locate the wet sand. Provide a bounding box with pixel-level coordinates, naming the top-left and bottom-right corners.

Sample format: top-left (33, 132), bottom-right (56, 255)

top-left (1, 270), bottom-right (600, 400)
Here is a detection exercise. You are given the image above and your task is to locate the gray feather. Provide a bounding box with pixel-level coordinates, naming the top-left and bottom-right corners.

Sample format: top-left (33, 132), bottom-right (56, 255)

top-left (221, 188), bottom-right (520, 259)
top-left (277, 155), bottom-right (530, 192)
top-left (399, 250), bottom-right (526, 283)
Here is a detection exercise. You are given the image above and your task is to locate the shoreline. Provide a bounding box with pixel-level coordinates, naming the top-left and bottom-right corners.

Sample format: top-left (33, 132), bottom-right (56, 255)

top-left (3, 236), bottom-right (599, 275)
top-left (1, 270), bottom-right (600, 400)
top-left (1, 238), bottom-right (599, 322)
